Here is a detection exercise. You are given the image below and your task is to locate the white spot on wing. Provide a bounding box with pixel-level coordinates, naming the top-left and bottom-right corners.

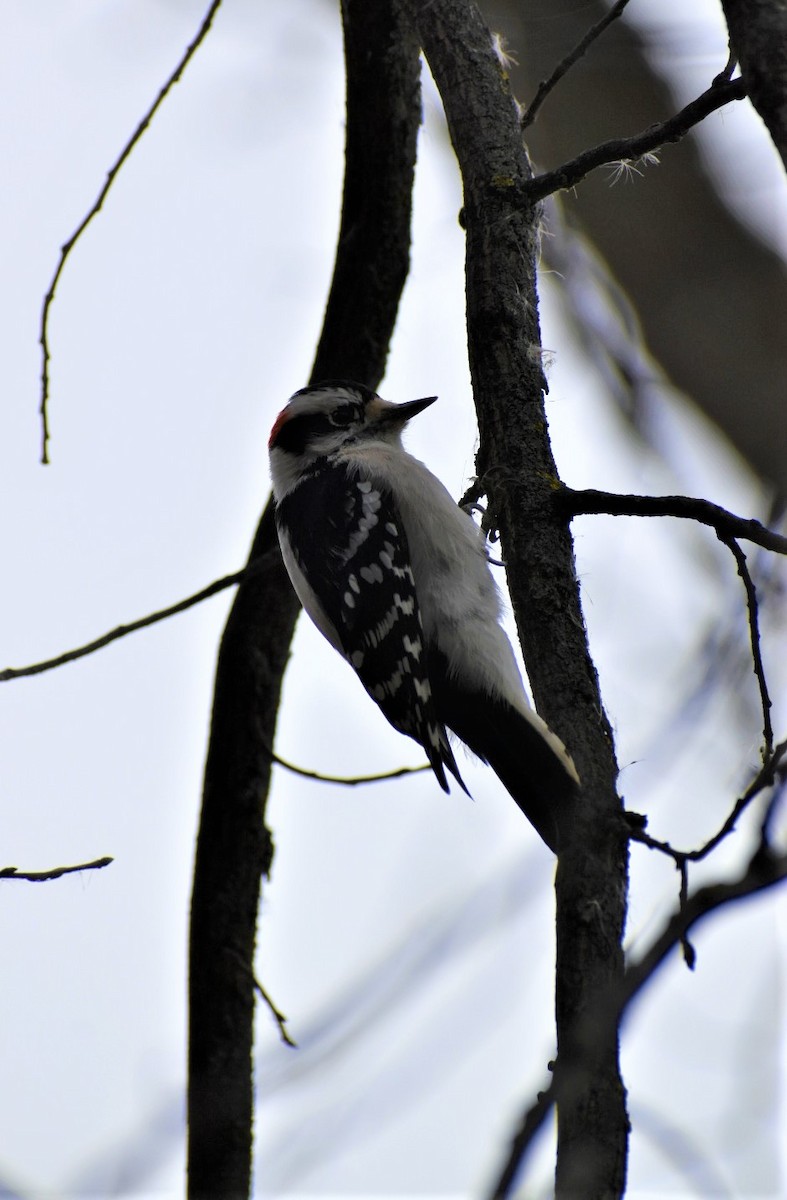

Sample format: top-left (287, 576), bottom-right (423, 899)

top-left (360, 564), bottom-right (384, 584)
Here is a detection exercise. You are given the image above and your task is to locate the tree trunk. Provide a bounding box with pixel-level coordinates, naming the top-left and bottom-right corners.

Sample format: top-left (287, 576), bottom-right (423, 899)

top-left (187, 4), bottom-right (421, 1193)
top-left (409, 2), bottom-right (629, 1194)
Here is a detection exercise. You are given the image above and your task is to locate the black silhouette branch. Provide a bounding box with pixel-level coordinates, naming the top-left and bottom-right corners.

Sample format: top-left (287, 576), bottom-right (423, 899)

top-left (408, 1), bottom-right (628, 1193)
top-left (521, 0), bottom-right (632, 131)
top-left (0, 564), bottom-right (252, 683)
top-left (622, 843), bottom-right (787, 1001)
top-left (716, 532), bottom-right (773, 756)
top-left (1, 553), bottom-right (429, 786)
top-left (187, 4), bottom-right (422, 1196)
top-left (487, 1076), bottom-right (557, 1199)
top-left (489, 836), bottom-right (787, 1197)
top-left (562, 483), bottom-right (785, 915)
top-left (632, 737), bottom-right (787, 870)
top-left (525, 76), bottom-right (747, 202)
top-left (267, 746), bottom-right (430, 787)
top-left (557, 487), bottom-right (787, 554)
top-left (252, 978), bottom-right (297, 1049)
top-left (0, 856), bottom-right (113, 883)
top-left (39, 0), bottom-right (224, 464)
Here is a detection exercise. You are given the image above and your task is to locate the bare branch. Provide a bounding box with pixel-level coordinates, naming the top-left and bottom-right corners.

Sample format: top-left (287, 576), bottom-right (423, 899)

top-left (0, 856), bottom-right (113, 883)
top-left (631, 738), bottom-right (787, 867)
top-left (716, 533), bottom-right (773, 757)
top-left (486, 1073), bottom-right (556, 1199)
top-left (38, 0), bottom-right (224, 464)
top-left (408, 1), bottom-right (629, 1191)
top-left (521, 0), bottom-right (632, 131)
top-left (622, 844), bottom-right (787, 1005)
top-left (525, 76), bottom-right (747, 202)
top-left (0, 563), bottom-right (261, 683)
top-left (557, 487), bottom-right (787, 555)
top-left (267, 745), bottom-right (431, 787)
top-left (490, 835), bottom-right (787, 1196)
top-left (187, 4), bottom-right (423, 1193)
top-left (253, 978), bottom-right (297, 1049)
top-left (561, 486), bottom-right (779, 762)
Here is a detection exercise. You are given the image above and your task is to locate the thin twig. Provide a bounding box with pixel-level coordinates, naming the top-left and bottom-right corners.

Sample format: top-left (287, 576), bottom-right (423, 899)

top-left (38, 0), bottom-right (224, 464)
top-left (0, 564), bottom-right (255, 682)
top-left (631, 738), bottom-right (787, 867)
top-left (525, 76), bottom-right (746, 202)
top-left (622, 844), bottom-right (787, 1004)
top-left (223, 945), bottom-right (297, 1048)
top-left (486, 1075), bottom-right (557, 1198)
top-left (716, 533), bottom-right (774, 757)
top-left (253, 978), bottom-right (297, 1048)
top-left (267, 743), bottom-right (431, 787)
top-left (521, 0), bottom-right (631, 131)
top-left (0, 856), bottom-right (113, 883)
top-left (557, 487), bottom-right (787, 555)
top-left (1, 550), bottom-right (428, 787)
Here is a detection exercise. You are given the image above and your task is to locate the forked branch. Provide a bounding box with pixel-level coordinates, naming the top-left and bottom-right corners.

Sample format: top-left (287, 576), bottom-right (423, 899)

top-left (525, 76), bottom-right (746, 202)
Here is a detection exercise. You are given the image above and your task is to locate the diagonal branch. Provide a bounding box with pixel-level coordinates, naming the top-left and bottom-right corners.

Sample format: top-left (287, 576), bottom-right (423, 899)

top-left (716, 533), bottom-right (773, 757)
top-left (521, 0), bottom-right (632, 131)
top-left (39, 0), bottom-right (223, 464)
top-left (525, 76), bottom-right (747, 202)
top-left (0, 565), bottom-right (251, 683)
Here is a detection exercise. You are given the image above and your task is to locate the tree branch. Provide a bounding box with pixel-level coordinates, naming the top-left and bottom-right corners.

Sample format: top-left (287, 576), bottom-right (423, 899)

top-left (490, 834), bottom-right (787, 1196)
top-left (632, 737), bottom-right (787, 868)
top-left (186, 4), bottom-right (422, 1196)
top-left (253, 977), bottom-right (297, 1049)
top-left (525, 76), bottom-right (747, 202)
top-left (407, 2), bottom-right (628, 1195)
top-left (267, 746), bottom-right (430, 787)
top-left (716, 533), bottom-right (773, 756)
top-left (0, 566), bottom-right (253, 683)
top-left (0, 856), bottom-right (113, 883)
top-left (521, 0), bottom-right (632, 131)
top-left (622, 845), bottom-right (787, 1004)
top-left (38, 0), bottom-right (224, 464)
top-left (558, 487), bottom-right (787, 555)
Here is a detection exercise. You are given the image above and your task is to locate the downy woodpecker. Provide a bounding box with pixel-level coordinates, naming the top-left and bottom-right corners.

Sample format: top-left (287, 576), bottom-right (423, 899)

top-left (268, 382), bottom-right (579, 852)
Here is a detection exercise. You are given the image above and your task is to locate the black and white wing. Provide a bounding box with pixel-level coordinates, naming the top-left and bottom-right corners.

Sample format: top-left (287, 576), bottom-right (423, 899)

top-left (275, 462), bottom-right (468, 794)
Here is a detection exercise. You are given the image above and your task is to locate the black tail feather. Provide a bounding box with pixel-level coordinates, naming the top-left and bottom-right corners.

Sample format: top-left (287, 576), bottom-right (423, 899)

top-left (429, 652), bottom-right (578, 853)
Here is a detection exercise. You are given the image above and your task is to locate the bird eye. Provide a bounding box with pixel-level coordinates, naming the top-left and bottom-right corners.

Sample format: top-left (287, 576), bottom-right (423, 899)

top-left (329, 405), bottom-right (357, 428)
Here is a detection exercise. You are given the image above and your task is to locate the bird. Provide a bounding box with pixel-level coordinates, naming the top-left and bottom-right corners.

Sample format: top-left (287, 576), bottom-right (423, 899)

top-left (268, 380), bottom-right (579, 852)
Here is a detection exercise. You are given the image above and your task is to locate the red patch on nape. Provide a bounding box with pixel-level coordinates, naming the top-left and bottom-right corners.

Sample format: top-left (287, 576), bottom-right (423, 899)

top-left (268, 406), bottom-right (291, 449)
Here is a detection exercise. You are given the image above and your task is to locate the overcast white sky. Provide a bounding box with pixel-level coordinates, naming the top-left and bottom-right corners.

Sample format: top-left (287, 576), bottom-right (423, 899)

top-left (1, 2), bottom-right (786, 1197)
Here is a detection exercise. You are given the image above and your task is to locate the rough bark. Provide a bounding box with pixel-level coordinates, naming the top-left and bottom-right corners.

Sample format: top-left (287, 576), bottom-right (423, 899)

top-left (720, 0), bottom-right (787, 170)
top-left (409, 2), bottom-right (629, 1195)
top-left (187, 4), bottom-right (421, 1195)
